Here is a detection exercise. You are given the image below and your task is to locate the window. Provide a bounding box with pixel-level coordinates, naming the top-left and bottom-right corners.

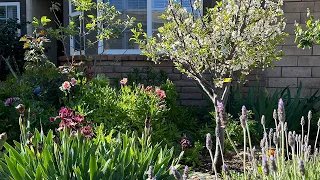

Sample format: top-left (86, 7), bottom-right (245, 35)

top-left (0, 2), bottom-right (20, 34)
top-left (102, 0), bottom-right (193, 55)
top-left (68, 0), bottom-right (196, 55)
top-left (0, 2), bottom-right (20, 21)
top-left (69, 2), bottom-right (85, 55)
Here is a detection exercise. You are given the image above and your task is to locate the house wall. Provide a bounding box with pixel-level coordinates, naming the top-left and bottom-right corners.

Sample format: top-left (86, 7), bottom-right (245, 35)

top-left (59, 1), bottom-right (320, 106)
top-left (263, 0), bottom-right (320, 98)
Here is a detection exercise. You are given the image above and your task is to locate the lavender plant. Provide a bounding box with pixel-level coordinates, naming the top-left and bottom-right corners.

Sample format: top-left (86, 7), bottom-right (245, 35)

top-left (219, 99), bottom-right (320, 179)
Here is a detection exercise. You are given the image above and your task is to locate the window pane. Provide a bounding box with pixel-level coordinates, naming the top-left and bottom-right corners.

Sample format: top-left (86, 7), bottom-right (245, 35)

top-left (72, 17), bottom-right (85, 51)
top-left (0, 6), bottom-right (6, 19)
top-left (152, 10), bottom-right (165, 31)
top-left (153, 0), bottom-right (192, 9)
top-left (153, 0), bottom-right (168, 10)
top-left (128, 0), bottom-right (147, 9)
top-left (105, 0), bottom-right (122, 10)
top-left (104, 0), bottom-right (147, 50)
top-left (7, 6), bottom-right (17, 19)
top-left (153, 0), bottom-right (192, 32)
top-left (71, 4), bottom-right (77, 13)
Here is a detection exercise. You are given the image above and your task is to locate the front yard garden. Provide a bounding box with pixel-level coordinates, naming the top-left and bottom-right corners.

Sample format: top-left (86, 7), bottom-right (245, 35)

top-left (2, 0), bottom-right (320, 179)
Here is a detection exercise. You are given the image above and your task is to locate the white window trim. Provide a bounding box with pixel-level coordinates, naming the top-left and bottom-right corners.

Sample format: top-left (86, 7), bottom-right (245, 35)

top-left (99, 0), bottom-right (151, 55)
top-left (0, 2), bottom-right (21, 35)
top-left (73, 0), bottom-right (202, 55)
top-left (69, 1), bottom-right (85, 55)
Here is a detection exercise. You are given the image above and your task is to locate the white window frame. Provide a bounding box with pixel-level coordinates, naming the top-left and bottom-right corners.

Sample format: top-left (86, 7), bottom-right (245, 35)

top-left (69, 1), bottom-right (85, 55)
top-left (71, 0), bottom-right (201, 55)
top-left (0, 2), bottom-right (21, 35)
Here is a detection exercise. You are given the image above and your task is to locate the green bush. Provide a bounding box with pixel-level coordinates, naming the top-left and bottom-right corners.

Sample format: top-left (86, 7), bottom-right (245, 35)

top-left (62, 75), bottom-right (180, 146)
top-left (0, 19), bottom-right (25, 80)
top-left (0, 65), bottom-right (63, 143)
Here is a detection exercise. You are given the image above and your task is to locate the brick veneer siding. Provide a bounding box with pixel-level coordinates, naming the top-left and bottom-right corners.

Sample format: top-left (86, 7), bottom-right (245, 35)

top-left (59, 1), bottom-right (320, 106)
top-left (59, 55), bottom-right (211, 106)
top-left (264, 0), bottom-right (320, 98)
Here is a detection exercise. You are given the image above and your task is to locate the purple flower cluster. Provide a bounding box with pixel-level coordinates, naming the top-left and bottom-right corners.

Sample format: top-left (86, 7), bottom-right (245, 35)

top-left (4, 97), bottom-right (21, 106)
top-left (50, 107), bottom-right (93, 139)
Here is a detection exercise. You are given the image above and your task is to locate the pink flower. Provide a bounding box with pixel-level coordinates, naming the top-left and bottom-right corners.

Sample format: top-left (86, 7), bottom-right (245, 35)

top-left (56, 121), bottom-right (65, 132)
top-left (59, 107), bottom-right (69, 118)
top-left (146, 86), bottom-right (152, 92)
top-left (155, 88), bottom-right (166, 99)
top-left (74, 114), bottom-right (84, 123)
top-left (70, 78), bottom-right (78, 86)
top-left (120, 78), bottom-right (128, 85)
top-left (80, 126), bottom-right (93, 139)
top-left (60, 81), bottom-right (71, 91)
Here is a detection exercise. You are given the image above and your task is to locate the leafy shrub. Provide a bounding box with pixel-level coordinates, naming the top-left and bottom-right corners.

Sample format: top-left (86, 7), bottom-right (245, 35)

top-left (0, 19), bottom-right (25, 80)
top-left (0, 65), bottom-right (63, 143)
top-left (61, 75), bottom-right (180, 145)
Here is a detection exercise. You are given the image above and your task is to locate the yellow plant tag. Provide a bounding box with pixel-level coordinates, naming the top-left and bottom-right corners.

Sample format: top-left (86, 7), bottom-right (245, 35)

top-left (224, 78), bottom-right (232, 83)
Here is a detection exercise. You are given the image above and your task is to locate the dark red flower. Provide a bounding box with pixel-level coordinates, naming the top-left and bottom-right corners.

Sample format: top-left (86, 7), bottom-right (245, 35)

top-left (74, 114), bottom-right (84, 123)
top-left (59, 108), bottom-right (69, 118)
top-left (49, 117), bottom-right (55, 122)
top-left (80, 126), bottom-right (93, 139)
top-left (180, 135), bottom-right (192, 151)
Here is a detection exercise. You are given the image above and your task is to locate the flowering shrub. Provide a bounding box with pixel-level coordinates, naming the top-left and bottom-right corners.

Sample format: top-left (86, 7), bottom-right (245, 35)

top-left (64, 75), bottom-right (180, 145)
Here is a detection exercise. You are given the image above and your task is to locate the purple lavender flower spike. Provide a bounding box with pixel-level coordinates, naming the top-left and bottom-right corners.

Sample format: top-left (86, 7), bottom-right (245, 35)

top-left (222, 164), bottom-right (230, 176)
top-left (278, 98), bottom-right (285, 122)
top-left (217, 101), bottom-right (224, 110)
top-left (182, 166), bottom-right (188, 180)
top-left (242, 105), bottom-right (247, 117)
top-left (147, 166), bottom-right (153, 179)
top-left (262, 156), bottom-right (269, 176)
top-left (278, 98), bottom-right (284, 110)
top-left (206, 133), bottom-right (212, 150)
top-left (171, 166), bottom-right (181, 180)
top-left (270, 155), bottom-right (277, 172)
top-left (298, 159), bottom-right (305, 176)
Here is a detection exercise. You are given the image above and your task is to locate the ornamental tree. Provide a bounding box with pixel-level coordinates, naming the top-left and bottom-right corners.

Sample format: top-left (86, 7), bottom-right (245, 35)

top-left (132, 0), bottom-right (286, 172)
